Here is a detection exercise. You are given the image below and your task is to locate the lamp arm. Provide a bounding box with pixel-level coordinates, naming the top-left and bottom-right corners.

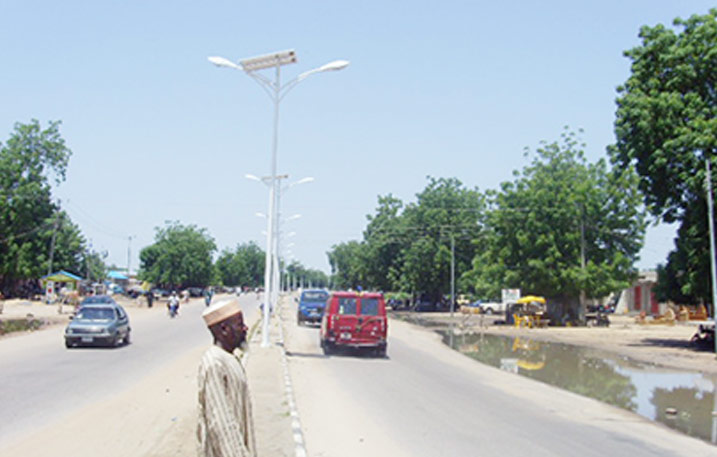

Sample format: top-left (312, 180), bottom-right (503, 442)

top-left (246, 72), bottom-right (277, 100)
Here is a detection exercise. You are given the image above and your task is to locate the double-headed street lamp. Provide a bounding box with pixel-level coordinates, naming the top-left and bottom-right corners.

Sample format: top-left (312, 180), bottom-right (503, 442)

top-left (210, 50), bottom-right (348, 347)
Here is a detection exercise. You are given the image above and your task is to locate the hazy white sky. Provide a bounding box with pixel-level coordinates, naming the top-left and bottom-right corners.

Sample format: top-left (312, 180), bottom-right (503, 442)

top-left (1, 1), bottom-right (711, 274)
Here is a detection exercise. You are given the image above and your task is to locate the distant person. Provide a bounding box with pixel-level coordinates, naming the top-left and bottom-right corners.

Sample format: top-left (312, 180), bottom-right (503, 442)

top-left (197, 298), bottom-right (256, 457)
top-left (0, 291), bottom-right (4, 314)
top-left (204, 288), bottom-right (214, 307)
top-left (168, 291), bottom-right (180, 317)
top-left (146, 291), bottom-right (154, 308)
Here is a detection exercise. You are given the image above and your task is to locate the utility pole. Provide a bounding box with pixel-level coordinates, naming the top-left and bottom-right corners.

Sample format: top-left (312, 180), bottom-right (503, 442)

top-left (47, 203), bottom-right (62, 276)
top-left (450, 234), bottom-right (456, 318)
top-left (705, 158), bottom-right (717, 356)
top-left (127, 235), bottom-right (134, 277)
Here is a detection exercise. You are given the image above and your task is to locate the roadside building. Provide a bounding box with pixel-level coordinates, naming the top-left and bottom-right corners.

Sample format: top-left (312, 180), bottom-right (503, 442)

top-left (615, 271), bottom-right (664, 315)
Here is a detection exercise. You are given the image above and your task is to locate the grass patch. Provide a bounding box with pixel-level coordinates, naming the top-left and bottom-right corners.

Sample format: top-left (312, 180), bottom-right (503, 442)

top-left (0, 318), bottom-right (46, 335)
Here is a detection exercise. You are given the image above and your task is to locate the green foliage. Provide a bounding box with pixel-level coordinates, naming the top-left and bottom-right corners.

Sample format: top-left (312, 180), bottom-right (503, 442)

top-left (469, 128), bottom-right (645, 302)
top-left (215, 242), bottom-right (265, 287)
top-left (327, 240), bottom-right (366, 289)
top-left (138, 221), bottom-right (216, 288)
top-left (0, 120), bottom-right (85, 294)
top-left (612, 9), bottom-right (717, 305)
top-left (285, 261), bottom-right (329, 288)
top-left (328, 177), bottom-right (484, 300)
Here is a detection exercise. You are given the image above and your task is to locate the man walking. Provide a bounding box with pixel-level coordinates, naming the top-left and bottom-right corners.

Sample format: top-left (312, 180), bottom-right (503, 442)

top-left (197, 298), bottom-right (256, 457)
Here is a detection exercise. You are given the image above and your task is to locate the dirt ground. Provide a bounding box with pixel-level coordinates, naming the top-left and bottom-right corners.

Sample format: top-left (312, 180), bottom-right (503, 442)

top-left (397, 311), bottom-right (717, 375)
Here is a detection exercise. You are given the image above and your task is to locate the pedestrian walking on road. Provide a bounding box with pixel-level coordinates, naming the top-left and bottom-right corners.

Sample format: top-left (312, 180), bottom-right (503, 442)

top-left (197, 298), bottom-right (256, 457)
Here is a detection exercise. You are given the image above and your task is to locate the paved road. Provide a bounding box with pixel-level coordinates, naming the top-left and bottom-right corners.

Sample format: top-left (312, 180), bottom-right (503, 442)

top-left (0, 294), bottom-right (258, 445)
top-left (282, 300), bottom-right (716, 457)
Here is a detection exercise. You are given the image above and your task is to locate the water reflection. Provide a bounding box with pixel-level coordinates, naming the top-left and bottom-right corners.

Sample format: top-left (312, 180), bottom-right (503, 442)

top-left (442, 330), bottom-right (717, 444)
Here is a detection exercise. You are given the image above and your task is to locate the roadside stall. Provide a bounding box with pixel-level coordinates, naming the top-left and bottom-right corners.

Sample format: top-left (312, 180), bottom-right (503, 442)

top-left (511, 295), bottom-right (548, 328)
top-left (41, 270), bottom-right (83, 311)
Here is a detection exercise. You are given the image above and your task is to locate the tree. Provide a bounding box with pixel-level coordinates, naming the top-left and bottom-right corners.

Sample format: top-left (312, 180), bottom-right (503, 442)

top-left (397, 177), bottom-right (484, 302)
top-left (326, 177), bottom-right (484, 301)
top-left (215, 242), bottom-right (265, 287)
top-left (327, 240), bottom-right (366, 290)
top-left (285, 261), bottom-right (329, 289)
top-left (612, 9), bottom-right (717, 305)
top-left (139, 222), bottom-right (216, 289)
top-left (0, 120), bottom-right (76, 295)
top-left (470, 129), bottom-right (646, 306)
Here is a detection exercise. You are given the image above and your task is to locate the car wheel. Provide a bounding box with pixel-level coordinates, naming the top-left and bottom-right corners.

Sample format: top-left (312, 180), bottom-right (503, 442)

top-left (375, 345), bottom-right (387, 358)
top-left (65, 339), bottom-right (72, 349)
top-left (322, 340), bottom-right (333, 355)
top-left (124, 330), bottom-right (131, 345)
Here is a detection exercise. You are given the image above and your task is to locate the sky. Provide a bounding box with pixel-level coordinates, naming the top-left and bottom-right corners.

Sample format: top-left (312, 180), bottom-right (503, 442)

top-left (1, 1), bottom-right (713, 275)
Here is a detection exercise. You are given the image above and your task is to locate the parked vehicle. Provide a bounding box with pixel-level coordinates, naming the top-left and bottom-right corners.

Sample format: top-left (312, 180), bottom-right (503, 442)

top-left (320, 291), bottom-right (388, 357)
top-left (187, 287), bottom-right (204, 297)
top-left (474, 299), bottom-right (506, 315)
top-left (297, 289), bottom-right (329, 324)
top-left (64, 301), bottom-right (131, 348)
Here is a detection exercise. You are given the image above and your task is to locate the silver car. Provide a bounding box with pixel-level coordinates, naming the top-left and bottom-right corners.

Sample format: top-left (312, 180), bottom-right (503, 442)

top-left (64, 301), bottom-right (131, 348)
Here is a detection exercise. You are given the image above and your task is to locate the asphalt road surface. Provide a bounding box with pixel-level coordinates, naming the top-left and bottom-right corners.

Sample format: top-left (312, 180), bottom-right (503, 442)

top-left (0, 294), bottom-right (258, 447)
top-left (282, 300), bottom-right (716, 457)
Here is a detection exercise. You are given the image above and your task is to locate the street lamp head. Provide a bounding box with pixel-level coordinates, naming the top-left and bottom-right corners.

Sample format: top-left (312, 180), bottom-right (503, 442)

top-left (296, 177), bottom-right (315, 185)
top-left (297, 60), bottom-right (350, 81)
top-left (319, 60), bottom-right (350, 72)
top-left (245, 174), bottom-right (261, 182)
top-left (208, 56), bottom-right (241, 70)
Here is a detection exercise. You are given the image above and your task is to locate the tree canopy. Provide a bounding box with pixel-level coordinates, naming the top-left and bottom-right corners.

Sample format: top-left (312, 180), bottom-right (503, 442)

top-left (612, 9), bottom-right (717, 305)
top-left (139, 222), bottom-right (217, 289)
top-left (328, 177), bottom-right (484, 301)
top-left (215, 242), bottom-right (265, 287)
top-left (469, 129), bottom-right (646, 303)
top-left (0, 120), bottom-right (89, 295)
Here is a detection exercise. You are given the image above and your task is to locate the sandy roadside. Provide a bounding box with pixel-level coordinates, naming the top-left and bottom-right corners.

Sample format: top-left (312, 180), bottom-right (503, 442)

top-left (0, 295), bottom-right (294, 457)
top-left (397, 311), bottom-right (717, 375)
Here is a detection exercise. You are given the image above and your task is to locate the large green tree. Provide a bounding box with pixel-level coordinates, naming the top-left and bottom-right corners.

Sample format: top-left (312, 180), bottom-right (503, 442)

top-left (0, 120), bottom-right (84, 295)
top-left (327, 240), bottom-right (366, 290)
top-left (470, 129), bottom-right (646, 305)
top-left (327, 177), bottom-right (484, 301)
top-left (612, 9), bottom-right (717, 305)
top-left (215, 242), bottom-right (265, 287)
top-left (139, 222), bottom-right (216, 289)
top-left (396, 177), bottom-right (484, 302)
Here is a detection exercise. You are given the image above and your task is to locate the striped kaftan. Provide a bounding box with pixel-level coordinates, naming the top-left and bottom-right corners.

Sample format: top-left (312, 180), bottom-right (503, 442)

top-left (197, 345), bottom-right (257, 457)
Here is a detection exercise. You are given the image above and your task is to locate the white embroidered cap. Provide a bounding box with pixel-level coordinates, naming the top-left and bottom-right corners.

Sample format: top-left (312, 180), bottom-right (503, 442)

top-left (202, 298), bottom-right (242, 326)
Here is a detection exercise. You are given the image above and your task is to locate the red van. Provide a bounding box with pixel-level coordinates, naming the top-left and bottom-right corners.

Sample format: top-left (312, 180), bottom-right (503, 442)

top-left (320, 291), bottom-right (388, 357)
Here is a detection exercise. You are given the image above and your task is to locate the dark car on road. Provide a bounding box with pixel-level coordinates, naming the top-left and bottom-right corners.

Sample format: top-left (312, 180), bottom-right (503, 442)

top-left (64, 300), bottom-right (131, 348)
top-left (297, 289), bottom-right (329, 324)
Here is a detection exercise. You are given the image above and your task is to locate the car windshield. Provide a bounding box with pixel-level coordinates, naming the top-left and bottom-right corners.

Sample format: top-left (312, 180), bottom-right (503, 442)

top-left (302, 291), bottom-right (328, 302)
top-left (76, 307), bottom-right (115, 321)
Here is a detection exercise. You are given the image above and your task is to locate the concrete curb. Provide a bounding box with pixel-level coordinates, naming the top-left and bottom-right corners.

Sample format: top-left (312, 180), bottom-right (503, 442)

top-left (276, 302), bottom-right (308, 457)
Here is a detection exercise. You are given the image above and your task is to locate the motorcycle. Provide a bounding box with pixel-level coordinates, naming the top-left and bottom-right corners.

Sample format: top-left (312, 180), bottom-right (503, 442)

top-left (168, 298), bottom-right (179, 318)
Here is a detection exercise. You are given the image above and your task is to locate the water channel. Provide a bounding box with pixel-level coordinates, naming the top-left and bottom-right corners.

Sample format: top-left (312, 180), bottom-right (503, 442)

top-left (437, 328), bottom-right (717, 445)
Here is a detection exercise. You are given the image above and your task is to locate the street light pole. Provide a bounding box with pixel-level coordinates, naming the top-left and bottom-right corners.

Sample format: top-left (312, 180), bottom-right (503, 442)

top-left (208, 50), bottom-right (349, 347)
top-left (209, 50), bottom-right (349, 347)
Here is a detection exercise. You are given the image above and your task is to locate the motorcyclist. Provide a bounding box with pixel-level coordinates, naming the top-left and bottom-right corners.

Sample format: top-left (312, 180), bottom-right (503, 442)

top-left (168, 291), bottom-right (180, 317)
